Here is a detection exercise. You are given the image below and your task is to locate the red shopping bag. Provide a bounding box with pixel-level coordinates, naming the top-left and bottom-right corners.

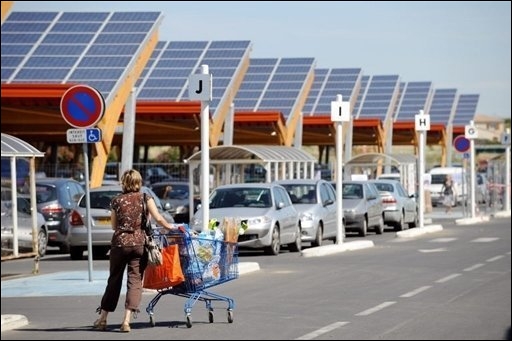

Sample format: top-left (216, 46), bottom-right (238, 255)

top-left (143, 244), bottom-right (185, 290)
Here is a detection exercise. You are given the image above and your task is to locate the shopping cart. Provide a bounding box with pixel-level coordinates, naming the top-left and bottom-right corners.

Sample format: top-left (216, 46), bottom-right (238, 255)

top-left (146, 227), bottom-right (239, 328)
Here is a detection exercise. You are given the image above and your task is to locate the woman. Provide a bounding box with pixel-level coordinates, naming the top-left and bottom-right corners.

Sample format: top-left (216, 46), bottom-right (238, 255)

top-left (441, 175), bottom-right (454, 213)
top-left (94, 169), bottom-right (176, 332)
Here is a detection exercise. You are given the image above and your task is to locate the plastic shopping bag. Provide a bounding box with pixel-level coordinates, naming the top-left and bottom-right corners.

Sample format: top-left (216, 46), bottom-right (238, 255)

top-left (143, 244), bottom-right (185, 290)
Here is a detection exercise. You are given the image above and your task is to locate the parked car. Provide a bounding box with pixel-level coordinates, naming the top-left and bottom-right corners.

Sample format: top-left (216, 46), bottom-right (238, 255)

top-left (275, 179), bottom-right (338, 246)
top-left (33, 178), bottom-right (85, 253)
top-left (341, 181), bottom-right (384, 237)
top-left (368, 179), bottom-right (418, 231)
top-left (1, 191), bottom-right (48, 257)
top-left (191, 183), bottom-right (301, 255)
top-left (150, 181), bottom-right (200, 224)
top-left (141, 166), bottom-right (173, 186)
top-left (67, 186), bottom-right (174, 260)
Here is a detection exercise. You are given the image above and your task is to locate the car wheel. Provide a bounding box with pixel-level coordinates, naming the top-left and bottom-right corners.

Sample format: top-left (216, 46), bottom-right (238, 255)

top-left (409, 210), bottom-right (418, 228)
top-left (264, 226), bottom-right (280, 255)
top-left (288, 224), bottom-right (302, 252)
top-left (394, 212), bottom-right (405, 231)
top-left (359, 219), bottom-right (367, 237)
top-left (311, 224), bottom-right (322, 247)
top-left (37, 230), bottom-right (48, 257)
top-left (376, 215), bottom-right (385, 234)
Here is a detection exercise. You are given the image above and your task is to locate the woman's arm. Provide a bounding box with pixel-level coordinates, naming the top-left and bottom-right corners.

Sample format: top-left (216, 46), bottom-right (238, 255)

top-left (111, 211), bottom-right (117, 230)
top-left (146, 197), bottom-right (177, 231)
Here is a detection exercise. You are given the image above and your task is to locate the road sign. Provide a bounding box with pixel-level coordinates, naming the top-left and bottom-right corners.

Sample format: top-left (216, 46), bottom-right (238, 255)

top-left (415, 113), bottom-right (430, 131)
top-left (453, 135), bottom-right (470, 153)
top-left (66, 128), bottom-right (102, 144)
top-left (188, 74), bottom-right (212, 101)
top-left (501, 132), bottom-right (510, 145)
top-left (60, 85), bottom-right (105, 129)
top-left (330, 100), bottom-right (350, 122)
top-left (465, 124), bottom-right (478, 139)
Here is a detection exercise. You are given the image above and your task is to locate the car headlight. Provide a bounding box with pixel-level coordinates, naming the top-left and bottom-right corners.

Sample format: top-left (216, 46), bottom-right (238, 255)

top-left (175, 205), bottom-right (188, 214)
top-left (300, 212), bottom-right (314, 221)
top-left (246, 216), bottom-right (271, 226)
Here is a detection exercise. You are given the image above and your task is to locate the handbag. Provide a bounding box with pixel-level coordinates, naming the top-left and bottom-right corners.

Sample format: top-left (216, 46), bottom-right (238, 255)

top-left (143, 242), bottom-right (185, 290)
top-left (142, 193), bottom-right (162, 266)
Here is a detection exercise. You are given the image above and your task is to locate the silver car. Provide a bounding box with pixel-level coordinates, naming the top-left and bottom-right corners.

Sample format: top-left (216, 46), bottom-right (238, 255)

top-left (1, 194), bottom-right (48, 257)
top-left (368, 179), bottom-right (418, 231)
top-left (341, 181), bottom-right (384, 237)
top-left (275, 179), bottom-right (338, 246)
top-left (67, 186), bottom-right (174, 260)
top-left (191, 183), bottom-right (301, 255)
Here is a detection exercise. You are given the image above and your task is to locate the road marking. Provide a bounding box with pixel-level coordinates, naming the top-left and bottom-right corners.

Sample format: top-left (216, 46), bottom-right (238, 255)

top-left (429, 238), bottom-right (457, 243)
top-left (418, 248), bottom-right (447, 253)
top-left (295, 321), bottom-right (350, 340)
top-left (471, 237), bottom-right (499, 243)
top-left (486, 255), bottom-right (504, 262)
top-left (400, 285), bottom-right (432, 298)
top-left (436, 273), bottom-right (461, 283)
top-left (463, 263), bottom-right (485, 272)
top-left (355, 301), bottom-right (396, 316)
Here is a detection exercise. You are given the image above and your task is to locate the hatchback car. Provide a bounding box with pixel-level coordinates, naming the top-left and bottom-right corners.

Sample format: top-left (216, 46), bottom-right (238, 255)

top-left (341, 181), bottom-right (384, 237)
top-left (33, 178), bottom-right (85, 253)
top-left (368, 179), bottom-right (418, 231)
top-left (191, 183), bottom-right (301, 255)
top-left (1, 193), bottom-right (48, 257)
top-left (275, 179), bottom-right (338, 246)
top-left (67, 186), bottom-right (174, 260)
top-left (150, 181), bottom-right (200, 224)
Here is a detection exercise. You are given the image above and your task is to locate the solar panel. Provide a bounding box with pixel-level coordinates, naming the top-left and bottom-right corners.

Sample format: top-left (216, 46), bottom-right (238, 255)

top-left (394, 81), bottom-right (433, 121)
top-left (303, 68), bottom-right (362, 116)
top-left (136, 40), bottom-right (251, 116)
top-left (452, 94), bottom-right (479, 126)
top-left (234, 57), bottom-right (315, 120)
top-left (356, 75), bottom-right (400, 120)
top-left (1, 11), bottom-right (162, 104)
top-left (427, 88), bottom-right (457, 125)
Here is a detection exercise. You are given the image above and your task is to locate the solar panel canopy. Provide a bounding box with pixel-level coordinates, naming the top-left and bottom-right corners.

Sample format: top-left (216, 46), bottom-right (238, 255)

top-left (355, 75), bottom-right (400, 120)
top-left (451, 94), bottom-right (479, 126)
top-left (303, 68), bottom-right (362, 116)
top-left (136, 40), bottom-right (251, 115)
top-left (234, 57), bottom-right (315, 120)
top-left (1, 11), bottom-right (163, 105)
top-left (427, 88), bottom-right (457, 125)
top-left (394, 81), bottom-right (433, 121)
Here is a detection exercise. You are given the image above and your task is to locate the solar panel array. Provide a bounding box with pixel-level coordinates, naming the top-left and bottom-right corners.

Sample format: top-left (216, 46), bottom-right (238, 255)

top-left (355, 75), bottom-right (400, 120)
top-left (234, 58), bottom-right (315, 119)
top-left (353, 75), bottom-right (370, 116)
top-left (136, 40), bottom-right (251, 114)
top-left (1, 11), bottom-right (162, 104)
top-left (302, 68), bottom-right (362, 116)
top-left (452, 94), bottom-right (479, 126)
top-left (427, 88), bottom-right (457, 125)
top-left (394, 81), bottom-right (433, 121)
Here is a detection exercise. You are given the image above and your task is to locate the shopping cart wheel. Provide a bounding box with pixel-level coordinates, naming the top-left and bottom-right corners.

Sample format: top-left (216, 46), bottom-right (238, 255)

top-left (186, 314), bottom-right (192, 328)
top-left (149, 315), bottom-right (156, 327)
top-left (227, 309), bottom-right (234, 323)
top-left (208, 310), bottom-right (214, 323)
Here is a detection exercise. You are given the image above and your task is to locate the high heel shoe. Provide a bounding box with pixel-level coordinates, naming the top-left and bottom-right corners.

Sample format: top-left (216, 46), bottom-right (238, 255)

top-left (93, 318), bottom-right (107, 331)
top-left (120, 323), bottom-right (131, 333)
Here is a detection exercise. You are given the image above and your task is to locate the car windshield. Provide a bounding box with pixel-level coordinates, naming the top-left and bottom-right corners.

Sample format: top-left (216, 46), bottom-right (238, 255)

top-left (342, 184), bottom-right (363, 199)
top-left (35, 185), bottom-right (57, 203)
top-left (209, 187), bottom-right (271, 208)
top-left (152, 184), bottom-right (189, 200)
top-left (280, 184), bottom-right (316, 204)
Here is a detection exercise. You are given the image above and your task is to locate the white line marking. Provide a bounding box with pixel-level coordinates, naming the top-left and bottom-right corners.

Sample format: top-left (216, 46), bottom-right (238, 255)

top-left (295, 321), bottom-right (350, 340)
top-left (436, 273), bottom-right (461, 283)
top-left (486, 255), bottom-right (504, 262)
top-left (463, 263), bottom-right (485, 271)
top-left (418, 248), bottom-right (447, 253)
top-left (471, 237), bottom-right (499, 243)
top-left (355, 301), bottom-right (396, 316)
top-left (400, 285), bottom-right (432, 298)
top-left (429, 238), bottom-right (457, 243)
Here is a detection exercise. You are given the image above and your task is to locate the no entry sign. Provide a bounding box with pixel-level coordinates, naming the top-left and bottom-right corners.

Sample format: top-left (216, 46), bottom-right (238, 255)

top-left (60, 85), bottom-right (105, 129)
top-left (453, 135), bottom-right (470, 153)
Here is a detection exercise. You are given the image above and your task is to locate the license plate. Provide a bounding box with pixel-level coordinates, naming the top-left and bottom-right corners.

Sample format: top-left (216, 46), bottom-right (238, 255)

top-left (95, 217), bottom-right (111, 225)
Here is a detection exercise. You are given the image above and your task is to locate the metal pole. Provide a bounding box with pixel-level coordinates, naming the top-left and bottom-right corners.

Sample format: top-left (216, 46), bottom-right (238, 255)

top-left (83, 142), bottom-right (93, 281)
top-left (469, 121), bottom-right (476, 218)
top-left (418, 110), bottom-right (425, 228)
top-left (335, 94), bottom-right (344, 244)
top-left (200, 65), bottom-right (210, 232)
top-left (505, 128), bottom-right (511, 212)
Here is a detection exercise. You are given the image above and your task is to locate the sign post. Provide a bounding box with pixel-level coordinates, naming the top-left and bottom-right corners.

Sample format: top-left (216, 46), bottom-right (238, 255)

top-left (189, 66), bottom-right (212, 232)
top-left (465, 121), bottom-right (478, 218)
top-left (502, 129), bottom-right (511, 212)
top-left (60, 85), bottom-right (105, 282)
top-left (415, 110), bottom-right (430, 228)
top-left (331, 94), bottom-right (350, 244)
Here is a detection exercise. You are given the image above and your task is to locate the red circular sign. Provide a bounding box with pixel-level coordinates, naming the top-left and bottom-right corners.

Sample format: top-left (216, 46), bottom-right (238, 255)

top-left (453, 135), bottom-right (470, 153)
top-left (60, 85), bottom-right (105, 128)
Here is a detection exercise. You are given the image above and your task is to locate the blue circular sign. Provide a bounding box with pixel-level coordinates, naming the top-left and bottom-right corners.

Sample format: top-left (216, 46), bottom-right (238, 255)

top-left (453, 135), bottom-right (470, 153)
top-left (60, 85), bottom-right (105, 128)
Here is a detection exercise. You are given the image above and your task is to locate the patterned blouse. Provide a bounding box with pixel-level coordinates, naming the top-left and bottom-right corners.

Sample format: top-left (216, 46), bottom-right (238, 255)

top-left (110, 191), bottom-right (151, 248)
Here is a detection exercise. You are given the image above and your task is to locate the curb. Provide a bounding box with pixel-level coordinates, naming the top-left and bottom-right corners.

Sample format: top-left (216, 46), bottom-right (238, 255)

top-left (301, 240), bottom-right (374, 258)
top-left (1, 314), bottom-right (28, 332)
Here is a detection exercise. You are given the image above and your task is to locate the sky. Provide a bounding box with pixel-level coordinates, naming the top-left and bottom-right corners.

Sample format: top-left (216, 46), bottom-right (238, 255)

top-left (10, 1), bottom-right (512, 118)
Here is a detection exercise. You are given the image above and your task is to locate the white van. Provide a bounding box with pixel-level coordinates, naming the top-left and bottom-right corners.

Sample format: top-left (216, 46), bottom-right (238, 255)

top-left (426, 167), bottom-right (467, 206)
